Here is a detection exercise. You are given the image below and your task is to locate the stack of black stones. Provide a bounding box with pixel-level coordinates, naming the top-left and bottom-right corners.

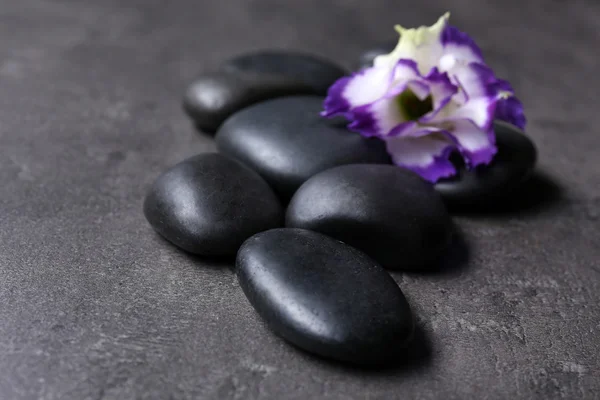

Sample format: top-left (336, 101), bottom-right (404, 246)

top-left (144, 49), bottom-right (537, 366)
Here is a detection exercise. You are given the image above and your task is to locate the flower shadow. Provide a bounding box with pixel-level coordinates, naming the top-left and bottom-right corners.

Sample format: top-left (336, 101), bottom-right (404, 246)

top-left (450, 169), bottom-right (566, 218)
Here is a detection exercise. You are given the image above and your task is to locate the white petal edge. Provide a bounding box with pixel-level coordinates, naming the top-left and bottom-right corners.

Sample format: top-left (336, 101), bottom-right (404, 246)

top-left (343, 66), bottom-right (395, 108)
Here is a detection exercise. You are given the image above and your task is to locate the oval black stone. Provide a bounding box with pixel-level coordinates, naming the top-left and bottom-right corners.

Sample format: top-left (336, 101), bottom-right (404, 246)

top-left (223, 51), bottom-right (347, 95)
top-left (435, 121), bottom-right (538, 209)
top-left (286, 164), bottom-right (452, 270)
top-left (143, 153), bottom-right (283, 256)
top-left (216, 96), bottom-right (391, 200)
top-left (182, 71), bottom-right (314, 133)
top-left (237, 228), bottom-right (414, 365)
top-left (356, 41), bottom-right (396, 70)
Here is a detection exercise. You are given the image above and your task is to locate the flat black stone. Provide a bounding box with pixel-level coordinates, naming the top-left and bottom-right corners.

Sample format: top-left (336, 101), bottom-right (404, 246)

top-left (215, 96), bottom-right (391, 200)
top-left (356, 41), bottom-right (396, 69)
top-left (224, 51), bottom-right (347, 95)
top-left (143, 153), bottom-right (283, 256)
top-left (286, 164), bottom-right (452, 270)
top-left (182, 71), bottom-right (314, 133)
top-left (435, 121), bottom-right (538, 209)
top-left (236, 228), bottom-right (414, 365)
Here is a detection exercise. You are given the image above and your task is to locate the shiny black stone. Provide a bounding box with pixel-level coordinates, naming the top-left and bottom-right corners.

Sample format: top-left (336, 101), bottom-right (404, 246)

top-left (182, 71), bottom-right (313, 133)
top-left (435, 121), bottom-right (537, 209)
top-left (224, 51), bottom-right (347, 95)
top-left (286, 164), bottom-right (452, 270)
top-left (143, 153), bottom-right (283, 256)
top-left (215, 96), bottom-right (391, 200)
top-left (236, 228), bottom-right (414, 365)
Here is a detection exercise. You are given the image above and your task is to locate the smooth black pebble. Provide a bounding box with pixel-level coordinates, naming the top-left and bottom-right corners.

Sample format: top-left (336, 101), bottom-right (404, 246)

top-left (224, 51), bottom-right (347, 95)
top-left (356, 41), bottom-right (396, 70)
top-left (435, 121), bottom-right (537, 209)
top-left (286, 164), bottom-right (452, 270)
top-left (237, 228), bottom-right (414, 365)
top-left (183, 71), bottom-right (314, 133)
top-left (143, 153), bottom-right (283, 256)
top-left (216, 96), bottom-right (391, 200)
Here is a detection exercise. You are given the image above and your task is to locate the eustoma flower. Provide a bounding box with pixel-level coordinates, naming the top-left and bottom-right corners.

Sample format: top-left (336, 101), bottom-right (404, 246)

top-left (322, 13), bottom-right (526, 182)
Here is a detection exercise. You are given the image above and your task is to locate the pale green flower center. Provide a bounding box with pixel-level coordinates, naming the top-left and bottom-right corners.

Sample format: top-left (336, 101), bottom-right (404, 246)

top-left (396, 90), bottom-right (433, 121)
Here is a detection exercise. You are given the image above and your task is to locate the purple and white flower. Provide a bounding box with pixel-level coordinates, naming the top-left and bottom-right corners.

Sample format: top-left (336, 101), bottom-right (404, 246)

top-left (322, 13), bottom-right (526, 182)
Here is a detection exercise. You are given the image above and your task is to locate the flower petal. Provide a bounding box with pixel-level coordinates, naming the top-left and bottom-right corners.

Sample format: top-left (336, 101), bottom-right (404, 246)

top-left (491, 78), bottom-right (514, 94)
top-left (374, 13), bottom-right (449, 74)
top-left (386, 59), bottom-right (422, 98)
top-left (321, 76), bottom-right (352, 117)
top-left (345, 59), bottom-right (431, 137)
top-left (440, 25), bottom-right (484, 66)
top-left (322, 65), bottom-right (394, 117)
top-left (495, 94), bottom-right (527, 129)
top-left (423, 67), bottom-right (458, 110)
top-left (426, 62), bottom-right (504, 130)
top-left (321, 13), bottom-right (525, 183)
top-left (390, 64), bottom-right (459, 125)
top-left (385, 133), bottom-right (457, 182)
top-left (452, 62), bottom-right (498, 100)
top-left (449, 119), bottom-right (497, 166)
top-left (348, 96), bottom-right (405, 137)
top-left (449, 63), bottom-right (526, 130)
top-left (441, 95), bottom-right (497, 130)
top-left (388, 121), bottom-right (418, 137)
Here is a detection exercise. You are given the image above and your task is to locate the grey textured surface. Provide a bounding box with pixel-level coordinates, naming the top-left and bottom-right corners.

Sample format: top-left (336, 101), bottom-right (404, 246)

top-left (0, 0), bottom-right (598, 399)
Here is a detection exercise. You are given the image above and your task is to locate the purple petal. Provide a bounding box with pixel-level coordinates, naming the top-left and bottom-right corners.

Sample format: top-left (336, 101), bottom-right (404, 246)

top-left (495, 95), bottom-right (527, 130)
top-left (442, 96), bottom-right (497, 131)
top-left (379, 59), bottom-right (427, 100)
top-left (491, 78), bottom-right (514, 94)
top-left (388, 66), bottom-right (458, 129)
top-left (453, 62), bottom-right (500, 99)
top-left (322, 66), bottom-right (394, 118)
top-left (384, 60), bottom-right (431, 100)
top-left (388, 121), bottom-right (418, 137)
top-left (393, 59), bottom-right (421, 78)
top-left (441, 25), bottom-right (484, 63)
top-left (347, 103), bottom-right (380, 137)
top-left (407, 67), bottom-right (458, 123)
top-left (406, 80), bottom-right (431, 100)
top-left (348, 93), bottom-right (411, 137)
top-left (448, 119), bottom-right (497, 166)
top-left (321, 76), bottom-right (352, 117)
top-left (385, 134), bottom-right (457, 182)
top-left (344, 58), bottom-right (429, 137)
top-left (435, 62), bottom-right (507, 131)
top-left (452, 63), bottom-right (526, 130)
top-left (424, 67), bottom-right (459, 109)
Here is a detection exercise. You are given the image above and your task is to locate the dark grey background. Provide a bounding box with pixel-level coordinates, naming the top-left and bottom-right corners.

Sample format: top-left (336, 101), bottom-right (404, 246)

top-left (0, 0), bottom-right (598, 399)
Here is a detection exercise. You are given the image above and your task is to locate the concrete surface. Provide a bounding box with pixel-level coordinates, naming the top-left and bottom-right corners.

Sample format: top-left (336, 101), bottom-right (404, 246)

top-left (0, 0), bottom-right (598, 398)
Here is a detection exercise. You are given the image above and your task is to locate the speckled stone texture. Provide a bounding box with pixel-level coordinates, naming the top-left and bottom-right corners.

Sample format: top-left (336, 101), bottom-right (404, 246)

top-left (0, 0), bottom-right (598, 399)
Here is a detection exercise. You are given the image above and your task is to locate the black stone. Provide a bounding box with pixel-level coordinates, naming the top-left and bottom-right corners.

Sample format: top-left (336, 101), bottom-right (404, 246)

top-left (236, 228), bottom-right (414, 365)
top-left (435, 121), bottom-right (538, 209)
top-left (216, 96), bottom-right (391, 200)
top-left (356, 41), bottom-right (396, 70)
top-left (182, 71), bottom-right (314, 133)
top-left (286, 164), bottom-right (452, 270)
top-left (224, 51), bottom-right (347, 95)
top-left (143, 153), bottom-right (283, 256)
